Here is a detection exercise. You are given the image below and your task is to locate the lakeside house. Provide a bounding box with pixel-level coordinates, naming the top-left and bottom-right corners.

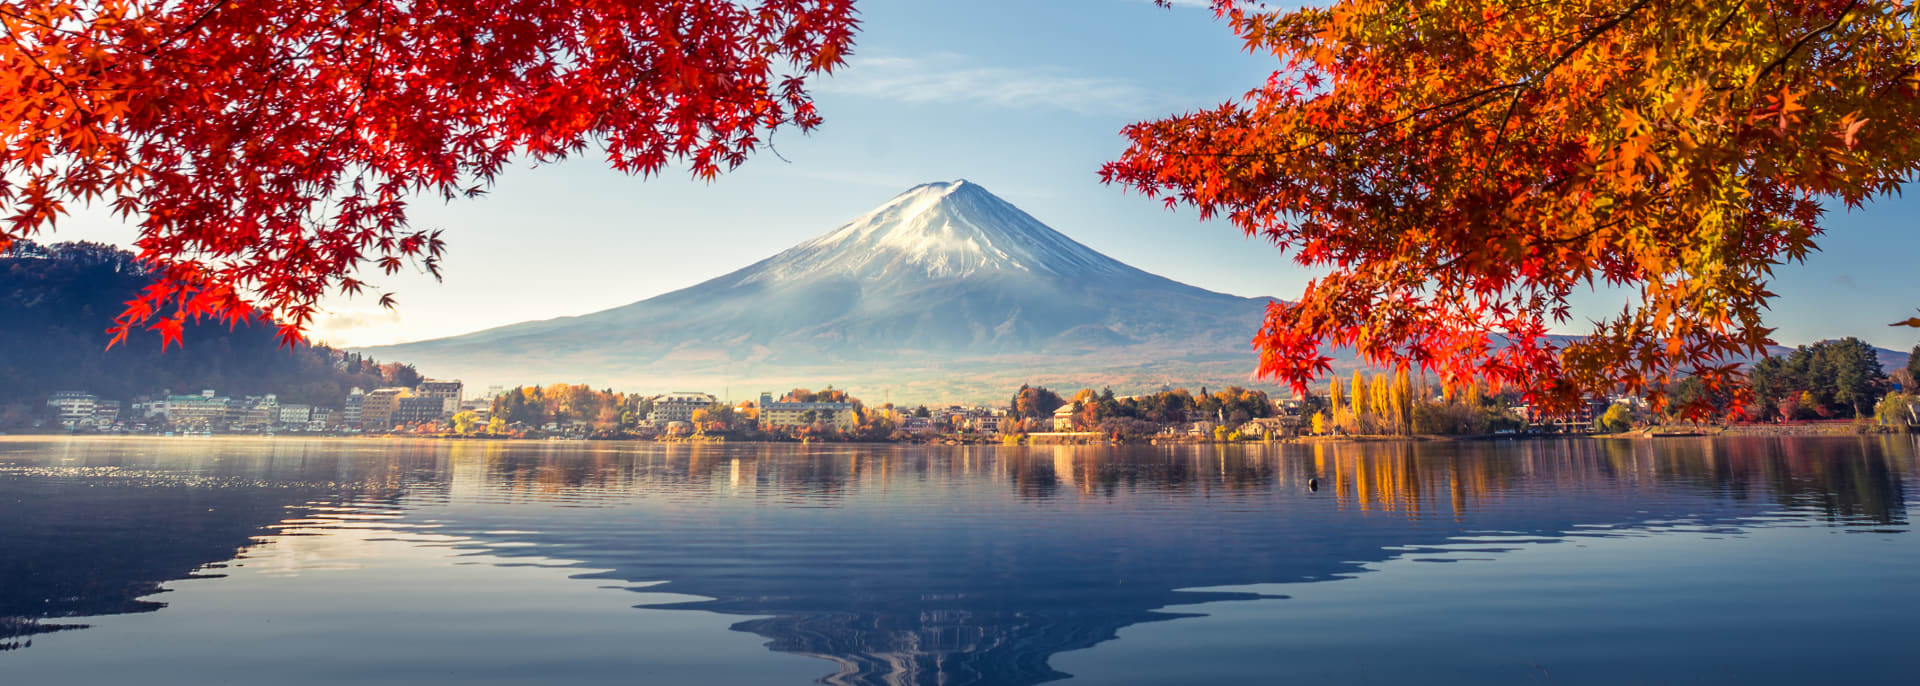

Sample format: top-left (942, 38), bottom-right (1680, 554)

top-left (1514, 397), bottom-right (1615, 434)
top-left (359, 388), bottom-right (412, 430)
top-left (166, 390), bottom-right (233, 429)
top-left (45, 391), bottom-right (99, 429)
top-left (279, 404), bottom-right (312, 427)
top-left (307, 407), bottom-right (334, 431)
top-left (1238, 416), bottom-right (1298, 439)
top-left (393, 396), bottom-right (446, 426)
top-left (236, 394), bottom-right (279, 430)
top-left (648, 392), bottom-right (718, 428)
top-left (1052, 405), bottom-right (1077, 431)
top-left (343, 388), bottom-right (365, 427)
top-left (415, 380), bottom-right (465, 417)
top-left (758, 392), bottom-right (858, 431)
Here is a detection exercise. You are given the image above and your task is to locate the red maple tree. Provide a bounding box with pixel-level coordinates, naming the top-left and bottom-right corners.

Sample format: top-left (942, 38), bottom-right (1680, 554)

top-left (1, 0), bottom-right (857, 349)
top-left (1115, 0), bottom-right (1920, 414)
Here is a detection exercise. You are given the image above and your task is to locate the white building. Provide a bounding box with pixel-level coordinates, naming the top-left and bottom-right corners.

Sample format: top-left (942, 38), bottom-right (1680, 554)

top-left (130, 400), bottom-right (168, 422)
top-left (278, 404), bottom-right (312, 427)
top-left (92, 400), bottom-right (121, 428)
top-left (238, 395), bottom-right (279, 428)
top-left (1051, 405), bottom-right (1077, 431)
top-left (757, 393), bottom-right (858, 431)
top-left (416, 380), bottom-right (464, 418)
top-left (342, 388), bottom-right (365, 427)
top-left (45, 392), bottom-right (96, 429)
top-left (165, 390), bottom-right (232, 428)
top-left (648, 392), bottom-right (718, 427)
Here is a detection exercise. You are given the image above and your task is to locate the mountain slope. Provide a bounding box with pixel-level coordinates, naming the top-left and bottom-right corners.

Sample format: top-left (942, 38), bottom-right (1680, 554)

top-left (365, 181), bottom-right (1278, 401)
top-left (360, 181), bottom-right (1916, 402)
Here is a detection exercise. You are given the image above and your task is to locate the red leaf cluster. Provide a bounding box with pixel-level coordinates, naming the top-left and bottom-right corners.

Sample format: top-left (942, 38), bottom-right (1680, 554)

top-left (1, 0), bottom-right (858, 347)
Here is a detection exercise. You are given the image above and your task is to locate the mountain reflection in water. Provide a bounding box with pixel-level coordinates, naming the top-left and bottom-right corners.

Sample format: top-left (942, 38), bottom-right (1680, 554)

top-left (0, 436), bottom-right (1912, 684)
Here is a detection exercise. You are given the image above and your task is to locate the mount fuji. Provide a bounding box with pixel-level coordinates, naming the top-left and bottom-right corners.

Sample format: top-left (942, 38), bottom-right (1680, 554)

top-left (362, 180), bottom-right (1281, 402)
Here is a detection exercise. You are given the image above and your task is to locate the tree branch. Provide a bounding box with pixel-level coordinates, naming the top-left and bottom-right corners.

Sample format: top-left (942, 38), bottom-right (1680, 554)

top-left (1752, 0), bottom-right (1861, 85)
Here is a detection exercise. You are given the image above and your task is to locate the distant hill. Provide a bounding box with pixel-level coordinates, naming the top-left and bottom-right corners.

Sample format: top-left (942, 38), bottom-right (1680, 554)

top-left (0, 240), bottom-right (424, 417)
top-left (364, 180), bottom-right (1284, 403)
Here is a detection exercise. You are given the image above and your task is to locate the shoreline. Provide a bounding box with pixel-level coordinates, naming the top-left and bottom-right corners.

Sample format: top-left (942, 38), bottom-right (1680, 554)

top-left (6, 422), bottom-right (1908, 447)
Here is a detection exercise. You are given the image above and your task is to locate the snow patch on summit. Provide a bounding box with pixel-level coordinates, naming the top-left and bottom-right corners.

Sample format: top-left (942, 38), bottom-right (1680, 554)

top-left (742, 180), bottom-right (1132, 284)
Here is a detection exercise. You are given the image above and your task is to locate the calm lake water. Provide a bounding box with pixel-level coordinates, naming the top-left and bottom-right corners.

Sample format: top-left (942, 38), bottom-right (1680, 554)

top-left (1, 436), bottom-right (1916, 685)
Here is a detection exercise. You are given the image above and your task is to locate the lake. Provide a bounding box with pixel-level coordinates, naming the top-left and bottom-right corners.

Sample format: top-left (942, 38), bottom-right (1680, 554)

top-left (1, 436), bottom-right (1915, 685)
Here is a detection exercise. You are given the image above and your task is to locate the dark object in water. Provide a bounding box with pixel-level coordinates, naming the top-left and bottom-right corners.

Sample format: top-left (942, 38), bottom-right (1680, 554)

top-left (1307, 478), bottom-right (1319, 492)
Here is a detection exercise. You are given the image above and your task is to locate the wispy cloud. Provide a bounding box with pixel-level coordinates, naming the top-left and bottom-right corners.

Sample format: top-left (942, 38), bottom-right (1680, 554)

top-left (310, 308), bottom-right (404, 347)
top-left (819, 53), bottom-right (1173, 115)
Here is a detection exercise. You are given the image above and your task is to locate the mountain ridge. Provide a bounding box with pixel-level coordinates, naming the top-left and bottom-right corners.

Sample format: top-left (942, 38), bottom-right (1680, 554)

top-left (363, 181), bottom-right (1281, 402)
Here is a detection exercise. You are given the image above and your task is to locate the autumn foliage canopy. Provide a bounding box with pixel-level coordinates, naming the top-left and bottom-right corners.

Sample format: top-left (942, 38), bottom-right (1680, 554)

top-left (1114, 0), bottom-right (1920, 413)
top-left (0, 0), bottom-right (857, 348)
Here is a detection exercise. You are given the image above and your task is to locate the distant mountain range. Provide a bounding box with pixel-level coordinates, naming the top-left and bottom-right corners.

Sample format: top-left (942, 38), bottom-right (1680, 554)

top-left (362, 180), bottom-right (1281, 402)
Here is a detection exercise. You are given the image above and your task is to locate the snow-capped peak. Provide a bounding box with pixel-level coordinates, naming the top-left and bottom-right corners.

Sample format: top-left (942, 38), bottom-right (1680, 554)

top-left (745, 180), bottom-right (1131, 284)
top-left (844, 180), bottom-right (977, 229)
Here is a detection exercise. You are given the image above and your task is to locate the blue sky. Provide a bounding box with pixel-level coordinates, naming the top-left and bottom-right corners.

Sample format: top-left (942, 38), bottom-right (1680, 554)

top-left (52, 0), bottom-right (1920, 353)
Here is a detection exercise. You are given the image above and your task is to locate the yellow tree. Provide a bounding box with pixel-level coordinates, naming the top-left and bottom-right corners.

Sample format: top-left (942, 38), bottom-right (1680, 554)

top-left (1328, 378), bottom-right (1347, 426)
top-left (1368, 373), bottom-right (1388, 433)
top-left (1393, 369), bottom-right (1414, 434)
top-left (1350, 370), bottom-right (1366, 423)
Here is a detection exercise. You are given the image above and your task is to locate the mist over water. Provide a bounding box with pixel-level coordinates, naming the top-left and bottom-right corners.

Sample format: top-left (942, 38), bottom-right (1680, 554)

top-left (2, 436), bottom-right (1915, 685)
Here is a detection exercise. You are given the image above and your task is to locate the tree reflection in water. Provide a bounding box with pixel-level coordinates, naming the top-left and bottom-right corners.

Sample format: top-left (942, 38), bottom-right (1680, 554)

top-left (0, 436), bottom-right (1911, 684)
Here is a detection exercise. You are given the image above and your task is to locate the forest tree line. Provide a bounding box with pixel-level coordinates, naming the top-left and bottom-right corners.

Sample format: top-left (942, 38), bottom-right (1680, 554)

top-left (2, 240), bottom-right (427, 428)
